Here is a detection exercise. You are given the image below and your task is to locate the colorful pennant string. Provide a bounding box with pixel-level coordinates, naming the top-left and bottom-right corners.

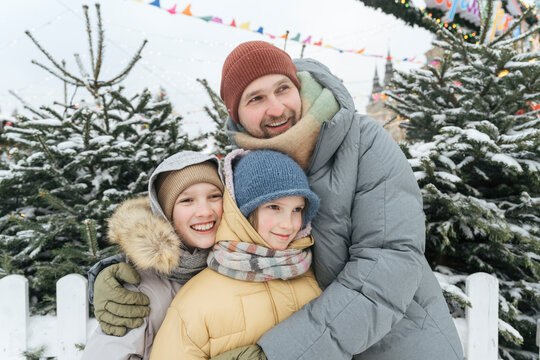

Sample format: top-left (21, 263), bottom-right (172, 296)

top-left (167, 4), bottom-right (176, 14)
top-left (139, 1), bottom-right (425, 64)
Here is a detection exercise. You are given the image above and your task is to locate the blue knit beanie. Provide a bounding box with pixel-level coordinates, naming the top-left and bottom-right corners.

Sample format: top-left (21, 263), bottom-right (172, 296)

top-left (233, 150), bottom-right (319, 228)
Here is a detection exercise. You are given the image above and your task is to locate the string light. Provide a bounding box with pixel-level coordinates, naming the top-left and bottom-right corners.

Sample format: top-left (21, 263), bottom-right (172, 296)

top-left (498, 69), bottom-right (509, 77)
top-left (389, 0), bottom-right (538, 41)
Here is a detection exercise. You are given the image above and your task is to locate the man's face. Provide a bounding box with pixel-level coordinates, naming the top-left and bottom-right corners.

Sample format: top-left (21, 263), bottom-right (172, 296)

top-left (237, 74), bottom-right (301, 138)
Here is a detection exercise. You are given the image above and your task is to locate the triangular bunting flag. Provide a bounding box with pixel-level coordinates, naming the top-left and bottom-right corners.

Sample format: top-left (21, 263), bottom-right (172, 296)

top-left (356, 48), bottom-right (365, 54)
top-left (199, 16), bottom-right (213, 22)
top-left (324, 44), bottom-right (333, 49)
top-left (266, 34), bottom-right (276, 39)
top-left (314, 39), bottom-right (322, 46)
top-left (181, 4), bottom-right (192, 16)
top-left (211, 17), bottom-right (223, 23)
top-left (302, 36), bottom-right (312, 44)
top-left (239, 22), bottom-right (250, 30)
top-left (230, 19), bottom-right (236, 27)
top-left (280, 33), bottom-right (288, 39)
top-left (255, 26), bottom-right (263, 34)
top-left (167, 4), bottom-right (177, 14)
top-left (149, 0), bottom-right (160, 7)
top-left (291, 33), bottom-right (300, 41)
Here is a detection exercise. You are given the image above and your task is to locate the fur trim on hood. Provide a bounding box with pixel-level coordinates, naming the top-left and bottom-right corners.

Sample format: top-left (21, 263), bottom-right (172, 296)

top-left (107, 196), bottom-right (182, 274)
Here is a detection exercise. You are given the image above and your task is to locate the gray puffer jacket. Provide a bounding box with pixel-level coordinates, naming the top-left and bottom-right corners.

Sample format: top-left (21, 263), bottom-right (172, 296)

top-left (228, 59), bottom-right (463, 360)
top-left (84, 151), bottom-right (223, 360)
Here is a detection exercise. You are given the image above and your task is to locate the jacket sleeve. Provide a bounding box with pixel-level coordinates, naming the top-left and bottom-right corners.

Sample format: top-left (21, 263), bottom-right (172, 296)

top-left (150, 307), bottom-right (209, 360)
top-left (258, 120), bottom-right (426, 359)
top-left (81, 319), bottom-right (147, 360)
top-left (87, 253), bottom-right (126, 304)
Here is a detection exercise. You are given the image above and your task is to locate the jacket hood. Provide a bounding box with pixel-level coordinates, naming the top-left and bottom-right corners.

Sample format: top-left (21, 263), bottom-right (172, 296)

top-left (294, 58), bottom-right (355, 114)
top-left (216, 149), bottom-right (313, 250)
top-left (106, 152), bottom-right (224, 274)
top-left (148, 151), bottom-right (224, 220)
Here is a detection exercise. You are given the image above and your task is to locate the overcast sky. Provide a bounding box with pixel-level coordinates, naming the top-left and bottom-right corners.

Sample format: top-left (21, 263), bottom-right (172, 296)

top-left (1, 0), bottom-right (435, 134)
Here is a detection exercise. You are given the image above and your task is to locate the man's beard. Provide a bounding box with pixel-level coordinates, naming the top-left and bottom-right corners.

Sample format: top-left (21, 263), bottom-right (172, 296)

top-left (259, 110), bottom-right (299, 139)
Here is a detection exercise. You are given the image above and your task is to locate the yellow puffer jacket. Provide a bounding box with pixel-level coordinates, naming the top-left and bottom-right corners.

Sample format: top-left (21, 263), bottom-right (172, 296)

top-left (150, 188), bottom-right (322, 360)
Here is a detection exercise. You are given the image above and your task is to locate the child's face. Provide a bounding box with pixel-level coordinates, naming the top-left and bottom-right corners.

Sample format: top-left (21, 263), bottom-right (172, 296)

top-left (255, 196), bottom-right (305, 250)
top-left (172, 183), bottom-right (223, 251)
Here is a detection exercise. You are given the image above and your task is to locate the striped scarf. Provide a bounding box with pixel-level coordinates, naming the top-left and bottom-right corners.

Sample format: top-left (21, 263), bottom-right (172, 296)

top-left (207, 241), bottom-right (312, 282)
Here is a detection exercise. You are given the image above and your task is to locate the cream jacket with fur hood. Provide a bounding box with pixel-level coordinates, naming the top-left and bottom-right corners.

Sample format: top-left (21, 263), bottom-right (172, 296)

top-left (82, 151), bottom-right (223, 360)
top-left (149, 150), bottom-right (322, 360)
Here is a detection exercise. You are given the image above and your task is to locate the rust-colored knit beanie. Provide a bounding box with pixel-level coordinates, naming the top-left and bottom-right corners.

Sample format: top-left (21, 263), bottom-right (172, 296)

top-left (220, 41), bottom-right (301, 123)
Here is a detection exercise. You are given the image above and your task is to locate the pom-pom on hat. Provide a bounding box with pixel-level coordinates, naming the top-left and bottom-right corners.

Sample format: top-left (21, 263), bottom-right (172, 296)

top-left (233, 150), bottom-right (319, 227)
top-left (220, 41), bottom-right (301, 123)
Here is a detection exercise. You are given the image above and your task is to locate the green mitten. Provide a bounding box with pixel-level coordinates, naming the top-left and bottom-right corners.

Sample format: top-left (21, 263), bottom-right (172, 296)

top-left (210, 345), bottom-right (268, 360)
top-left (93, 262), bottom-right (150, 336)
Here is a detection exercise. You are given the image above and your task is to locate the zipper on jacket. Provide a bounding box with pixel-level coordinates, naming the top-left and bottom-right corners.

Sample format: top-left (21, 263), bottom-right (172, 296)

top-left (263, 282), bottom-right (279, 325)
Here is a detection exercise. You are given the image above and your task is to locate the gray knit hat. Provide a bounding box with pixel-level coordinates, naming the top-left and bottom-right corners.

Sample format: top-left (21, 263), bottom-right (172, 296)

top-left (233, 150), bottom-right (319, 227)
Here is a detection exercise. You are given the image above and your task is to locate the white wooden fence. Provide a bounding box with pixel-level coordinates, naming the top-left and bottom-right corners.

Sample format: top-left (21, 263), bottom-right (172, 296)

top-left (0, 272), bottom-right (531, 360)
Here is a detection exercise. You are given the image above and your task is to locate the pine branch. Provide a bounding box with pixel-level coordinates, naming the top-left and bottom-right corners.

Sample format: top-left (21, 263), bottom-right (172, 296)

top-left (82, 5), bottom-right (96, 76)
top-left (8, 90), bottom-right (47, 119)
top-left (94, 3), bottom-right (104, 82)
top-left (35, 133), bottom-right (57, 166)
top-left (102, 39), bottom-right (148, 87)
top-left (62, 60), bottom-right (68, 108)
top-left (69, 86), bottom-right (80, 109)
top-left (383, 116), bottom-right (399, 128)
top-left (38, 189), bottom-right (77, 215)
top-left (197, 78), bottom-right (228, 120)
top-left (100, 94), bottom-right (110, 133)
top-left (494, 25), bottom-right (540, 48)
top-left (29, 60), bottom-right (81, 87)
top-left (489, 7), bottom-right (534, 47)
top-left (83, 114), bottom-right (91, 148)
top-left (25, 30), bottom-right (84, 85)
top-left (82, 219), bottom-right (99, 258)
top-left (74, 53), bottom-right (90, 79)
top-left (457, 34), bottom-right (471, 66)
top-left (40, 106), bottom-right (64, 121)
top-left (479, 0), bottom-right (494, 44)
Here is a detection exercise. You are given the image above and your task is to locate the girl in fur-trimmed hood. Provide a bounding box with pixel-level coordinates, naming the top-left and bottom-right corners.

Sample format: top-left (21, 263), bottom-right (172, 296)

top-left (83, 151), bottom-right (224, 360)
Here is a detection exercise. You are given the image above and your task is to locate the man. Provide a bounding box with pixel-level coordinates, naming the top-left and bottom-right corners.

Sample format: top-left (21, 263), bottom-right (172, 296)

top-left (91, 41), bottom-right (463, 360)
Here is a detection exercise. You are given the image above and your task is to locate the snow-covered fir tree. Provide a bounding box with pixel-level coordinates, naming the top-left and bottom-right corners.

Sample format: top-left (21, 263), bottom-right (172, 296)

top-left (386, 2), bottom-right (539, 358)
top-left (196, 78), bottom-right (233, 158)
top-left (0, 4), bottom-right (203, 313)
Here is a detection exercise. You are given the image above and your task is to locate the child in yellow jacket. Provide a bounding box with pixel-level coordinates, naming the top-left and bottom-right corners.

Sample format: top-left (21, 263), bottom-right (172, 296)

top-left (150, 149), bottom-right (322, 360)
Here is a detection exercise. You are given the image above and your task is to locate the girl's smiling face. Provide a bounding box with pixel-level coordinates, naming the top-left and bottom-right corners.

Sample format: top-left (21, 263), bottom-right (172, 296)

top-left (254, 196), bottom-right (305, 250)
top-left (172, 183), bottom-right (223, 251)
